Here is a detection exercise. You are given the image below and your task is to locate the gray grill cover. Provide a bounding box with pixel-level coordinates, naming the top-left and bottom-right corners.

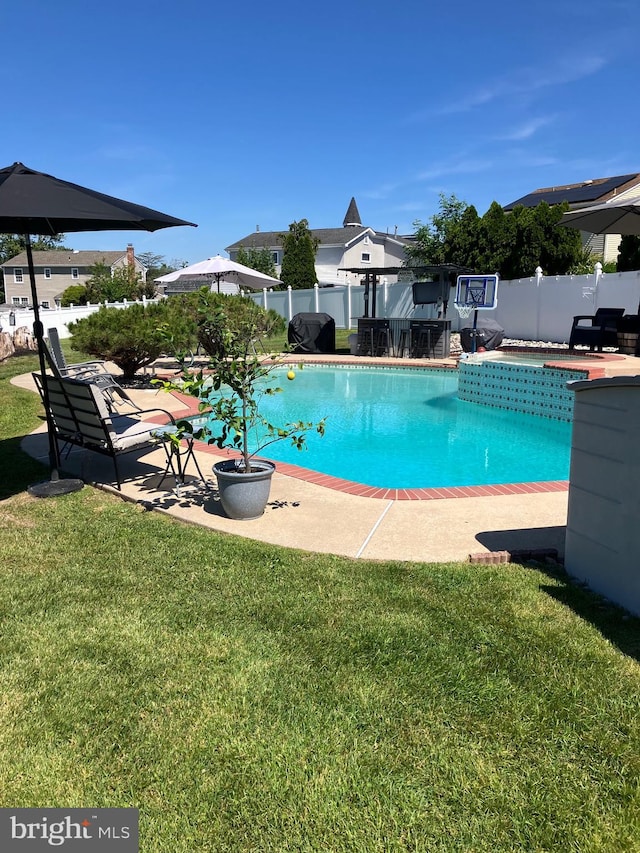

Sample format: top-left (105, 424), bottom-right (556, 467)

top-left (288, 312), bottom-right (336, 353)
top-left (460, 316), bottom-right (504, 351)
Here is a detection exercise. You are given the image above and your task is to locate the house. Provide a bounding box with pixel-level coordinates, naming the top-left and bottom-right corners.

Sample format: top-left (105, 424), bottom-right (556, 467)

top-left (225, 198), bottom-right (412, 286)
top-left (504, 173), bottom-right (640, 264)
top-left (2, 244), bottom-right (147, 308)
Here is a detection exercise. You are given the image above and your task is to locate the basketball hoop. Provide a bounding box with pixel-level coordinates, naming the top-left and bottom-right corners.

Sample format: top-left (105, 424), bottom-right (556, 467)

top-left (455, 303), bottom-right (474, 320)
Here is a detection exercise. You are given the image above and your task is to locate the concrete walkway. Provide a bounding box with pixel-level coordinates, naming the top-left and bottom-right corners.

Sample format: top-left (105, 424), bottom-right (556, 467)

top-left (14, 350), bottom-right (640, 564)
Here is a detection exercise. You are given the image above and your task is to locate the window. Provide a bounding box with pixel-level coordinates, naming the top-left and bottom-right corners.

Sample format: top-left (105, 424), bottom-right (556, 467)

top-left (20, 297), bottom-right (28, 305)
top-left (11, 297), bottom-right (20, 305)
top-left (71, 268), bottom-right (79, 279)
top-left (272, 251), bottom-right (279, 264)
top-left (13, 268), bottom-right (23, 283)
top-left (44, 268), bottom-right (51, 279)
top-left (361, 252), bottom-right (371, 263)
top-left (41, 300), bottom-right (50, 309)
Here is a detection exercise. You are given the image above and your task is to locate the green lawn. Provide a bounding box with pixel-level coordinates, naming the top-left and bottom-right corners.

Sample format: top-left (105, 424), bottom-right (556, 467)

top-left (262, 327), bottom-right (354, 354)
top-left (1, 352), bottom-right (639, 852)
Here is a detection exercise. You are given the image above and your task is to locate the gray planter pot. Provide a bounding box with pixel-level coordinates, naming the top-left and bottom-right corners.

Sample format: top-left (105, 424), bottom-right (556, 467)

top-left (213, 458), bottom-right (276, 520)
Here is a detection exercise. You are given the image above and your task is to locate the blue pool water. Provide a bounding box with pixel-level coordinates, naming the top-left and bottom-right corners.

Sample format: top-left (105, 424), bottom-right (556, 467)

top-left (198, 366), bottom-right (572, 489)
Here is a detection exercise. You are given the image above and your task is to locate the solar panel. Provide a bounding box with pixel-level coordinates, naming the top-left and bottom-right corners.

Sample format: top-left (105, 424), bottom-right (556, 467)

top-left (505, 174), bottom-right (637, 210)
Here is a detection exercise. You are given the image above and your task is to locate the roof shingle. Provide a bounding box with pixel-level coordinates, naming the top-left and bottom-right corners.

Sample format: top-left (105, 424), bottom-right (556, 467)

top-left (1, 249), bottom-right (129, 268)
top-left (504, 173), bottom-right (640, 210)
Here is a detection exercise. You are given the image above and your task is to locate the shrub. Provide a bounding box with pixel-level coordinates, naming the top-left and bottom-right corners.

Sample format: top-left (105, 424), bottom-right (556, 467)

top-left (68, 301), bottom-right (195, 381)
top-left (60, 284), bottom-right (88, 306)
top-left (167, 290), bottom-right (283, 357)
top-left (67, 293), bottom-right (283, 381)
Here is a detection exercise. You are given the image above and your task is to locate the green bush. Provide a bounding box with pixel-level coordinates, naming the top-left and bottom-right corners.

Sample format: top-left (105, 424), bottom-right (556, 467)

top-left (68, 301), bottom-right (195, 381)
top-left (168, 290), bottom-right (283, 357)
top-left (67, 293), bottom-right (284, 380)
top-left (60, 284), bottom-right (88, 307)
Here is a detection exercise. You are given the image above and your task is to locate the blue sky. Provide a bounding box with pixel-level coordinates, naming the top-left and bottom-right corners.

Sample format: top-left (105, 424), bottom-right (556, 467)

top-left (4, 0), bottom-right (640, 265)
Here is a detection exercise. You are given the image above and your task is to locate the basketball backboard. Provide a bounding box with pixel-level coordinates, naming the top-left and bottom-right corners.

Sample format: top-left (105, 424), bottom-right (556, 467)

top-left (455, 274), bottom-right (499, 310)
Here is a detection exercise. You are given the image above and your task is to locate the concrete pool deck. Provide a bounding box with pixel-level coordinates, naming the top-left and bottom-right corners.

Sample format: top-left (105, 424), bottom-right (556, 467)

top-left (14, 349), bottom-right (640, 564)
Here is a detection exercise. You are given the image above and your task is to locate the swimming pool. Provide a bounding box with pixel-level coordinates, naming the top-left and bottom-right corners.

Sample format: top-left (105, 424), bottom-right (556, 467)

top-left (195, 365), bottom-right (572, 490)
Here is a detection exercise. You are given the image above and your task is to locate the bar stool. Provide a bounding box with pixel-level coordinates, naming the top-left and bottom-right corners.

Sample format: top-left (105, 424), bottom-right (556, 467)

top-left (356, 320), bottom-right (376, 356)
top-left (395, 326), bottom-right (411, 358)
top-left (372, 320), bottom-right (393, 357)
top-left (409, 321), bottom-right (434, 358)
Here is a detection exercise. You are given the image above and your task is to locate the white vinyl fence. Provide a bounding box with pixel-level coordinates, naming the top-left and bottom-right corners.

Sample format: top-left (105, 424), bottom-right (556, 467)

top-left (3, 265), bottom-right (640, 345)
top-left (0, 296), bottom-right (160, 339)
top-left (247, 264), bottom-right (640, 343)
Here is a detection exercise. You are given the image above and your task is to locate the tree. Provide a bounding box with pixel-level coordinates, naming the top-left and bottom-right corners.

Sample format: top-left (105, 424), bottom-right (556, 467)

top-left (159, 289), bottom-right (284, 357)
top-left (0, 233), bottom-right (70, 265)
top-left (85, 261), bottom-right (154, 303)
top-left (155, 291), bottom-right (324, 487)
top-left (405, 194), bottom-right (472, 267)
top-left (405, 195), bottom-right (583, 278)
top-left (617, 235), bottom-right (640, 272)
top-left (137, 252), bottom-right (188, 287)
top-left (60, 284), bottom-right (89, 306)
top-left (279, 220), bottom-right (318, 290)
top-left (235, 245), bottom-right (277, 279)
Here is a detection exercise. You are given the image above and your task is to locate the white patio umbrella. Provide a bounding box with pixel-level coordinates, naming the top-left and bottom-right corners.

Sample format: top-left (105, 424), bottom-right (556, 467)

top-left (560, 197), bottom-right (640, 234)
top-left (156, 254), bottom-right (282, 292)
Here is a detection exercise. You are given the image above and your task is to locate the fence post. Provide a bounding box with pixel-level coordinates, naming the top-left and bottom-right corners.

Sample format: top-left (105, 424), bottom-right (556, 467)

top-left (347, 283), bottom-right (352, 329)
top-left (314, 283), bottom-right (319, 313)
top-left (594, 261), bottom-right (603, 308)
top-left (535, 266), bottom-right (543, 341)
top-left (262, 288), bottom-right (268, 309)
top-left (287, 286), bottom-right (293, 321)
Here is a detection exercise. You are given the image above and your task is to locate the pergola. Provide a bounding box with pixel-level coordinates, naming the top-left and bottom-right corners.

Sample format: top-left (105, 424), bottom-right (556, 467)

top-left (339, 264), bottom-right (474, 317)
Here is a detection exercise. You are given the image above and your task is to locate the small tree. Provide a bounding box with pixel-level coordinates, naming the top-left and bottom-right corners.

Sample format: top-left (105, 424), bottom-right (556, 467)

top-left (405, 194), bottom-right (472, 267)
top-left (235, 245), bottom-right (277, 279)
top-left (155, 292), bottom-right (325, 475)
top-left (85, 261), bottom-right (154, 303)
top-left (279, 219), bottom-right (318, 290)
top-left (60, 284), bottom-right (89, 306)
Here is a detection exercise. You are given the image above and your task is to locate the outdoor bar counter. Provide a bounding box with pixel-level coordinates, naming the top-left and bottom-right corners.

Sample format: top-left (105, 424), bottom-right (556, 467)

top-left (356, 318), bottom-right (451, 358)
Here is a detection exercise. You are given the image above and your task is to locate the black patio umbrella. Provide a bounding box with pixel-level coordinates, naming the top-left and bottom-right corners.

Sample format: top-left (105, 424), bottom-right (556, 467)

top-left (0, 161), bottom-right (196, 496)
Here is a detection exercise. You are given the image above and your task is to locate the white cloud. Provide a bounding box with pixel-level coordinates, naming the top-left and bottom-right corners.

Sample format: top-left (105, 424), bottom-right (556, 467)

top-left (415, 158), bottom-right (494, 182)
top-left (410, 55), bottom-right (607, 121)
top-left (495, 116), bottom-right (556, 141)
top-left (360, 181), bottom-right (402, 200)
top-left (391, 202), bottom-right (426, 212)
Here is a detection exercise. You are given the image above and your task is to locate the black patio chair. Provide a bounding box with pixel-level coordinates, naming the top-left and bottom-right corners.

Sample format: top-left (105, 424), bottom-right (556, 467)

top-left (568, 308), bottom-right (625, 351)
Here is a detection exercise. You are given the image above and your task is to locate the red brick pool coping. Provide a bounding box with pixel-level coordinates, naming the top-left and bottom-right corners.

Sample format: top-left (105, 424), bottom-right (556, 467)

top-left (157, 350), bottom-right (609, 500)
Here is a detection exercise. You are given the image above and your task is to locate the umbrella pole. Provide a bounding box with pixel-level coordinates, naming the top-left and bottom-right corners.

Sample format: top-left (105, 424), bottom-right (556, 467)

top-left (25, 234), bottom-right (83, 497)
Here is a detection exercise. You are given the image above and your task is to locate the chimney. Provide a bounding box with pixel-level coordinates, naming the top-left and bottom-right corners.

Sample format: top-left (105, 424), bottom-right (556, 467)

top-left (126, 243), bottom-right (135, 268)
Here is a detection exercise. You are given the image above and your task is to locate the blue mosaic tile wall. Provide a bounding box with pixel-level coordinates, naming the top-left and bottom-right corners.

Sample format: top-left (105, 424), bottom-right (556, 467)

top-left (458, 360), bottom-right (588, 421)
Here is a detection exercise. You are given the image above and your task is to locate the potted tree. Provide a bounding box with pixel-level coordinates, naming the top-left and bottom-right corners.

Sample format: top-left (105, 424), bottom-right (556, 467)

top-left (156, 293), bottom-right (325, 520)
